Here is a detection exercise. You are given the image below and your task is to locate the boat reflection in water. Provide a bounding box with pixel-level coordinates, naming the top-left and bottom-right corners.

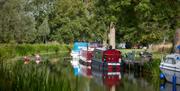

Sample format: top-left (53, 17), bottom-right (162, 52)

top-left (160, 82), bottom-right (180, 91)
top-left (72, 59), bottom-right (121, 91)
top-left (71, 58), bottom-right (80, 76)
top-left (91, 67), bottom-right (121, 91)
top-left (71, 59), bottom-right (160, 91)
top-left (79, 63), bottom-right (92, 78)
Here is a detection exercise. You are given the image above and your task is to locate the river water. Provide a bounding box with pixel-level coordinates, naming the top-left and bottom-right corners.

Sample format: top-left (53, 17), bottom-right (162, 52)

top-left (0, 54), bottom-right (180, 91)
top-left (71, 59), bottom-right (180, 91)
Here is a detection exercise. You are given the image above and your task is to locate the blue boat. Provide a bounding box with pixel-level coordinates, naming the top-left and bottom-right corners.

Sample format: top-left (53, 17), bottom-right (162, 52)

top-left (70, 42), bottom-right (89, 60)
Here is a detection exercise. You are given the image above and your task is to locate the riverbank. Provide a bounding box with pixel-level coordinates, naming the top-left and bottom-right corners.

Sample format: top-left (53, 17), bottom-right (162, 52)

top-left (0, 43), bottom-right (72, 61)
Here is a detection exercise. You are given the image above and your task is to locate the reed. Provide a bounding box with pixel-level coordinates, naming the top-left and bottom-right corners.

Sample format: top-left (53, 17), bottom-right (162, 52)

top-left (0, 54), bottom-right (74, 91)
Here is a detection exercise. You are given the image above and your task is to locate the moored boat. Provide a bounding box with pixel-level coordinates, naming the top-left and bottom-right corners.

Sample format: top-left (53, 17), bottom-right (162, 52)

top-left (79, 47), bottom-right (94, 67)
top-left (91, 48), bottom-right (122, 73)
top-left (79, 42), bottom-right (103, 67)
top-left (160, 53), bottom-right (180, 84)
top-left (70, 42), bottom-right (89, 60)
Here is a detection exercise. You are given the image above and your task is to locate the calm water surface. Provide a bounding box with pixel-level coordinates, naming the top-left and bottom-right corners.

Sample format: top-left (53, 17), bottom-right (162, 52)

top-left (1, 54), bottom-right (180, 91)
top-left (70, 58), bottom-right (180, 91)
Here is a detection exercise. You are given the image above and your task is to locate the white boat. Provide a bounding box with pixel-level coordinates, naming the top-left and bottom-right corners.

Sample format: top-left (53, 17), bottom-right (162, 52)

top-left (160, 53), bottom-right (180, 84)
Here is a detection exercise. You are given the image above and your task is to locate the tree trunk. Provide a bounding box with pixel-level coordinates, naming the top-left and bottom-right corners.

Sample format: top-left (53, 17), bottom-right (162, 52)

top-left (108, 22), bottom-right (116, 49)
top-left (174, 28), bottom-right (180, 53)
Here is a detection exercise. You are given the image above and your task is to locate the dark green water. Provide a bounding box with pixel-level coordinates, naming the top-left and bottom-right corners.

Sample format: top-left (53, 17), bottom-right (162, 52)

top-left (71, 63), bottom-right (180, 91)
top-left (0, 54), bottom-right (179, 91)
top-left (70, 56), bottom-right (180, 91)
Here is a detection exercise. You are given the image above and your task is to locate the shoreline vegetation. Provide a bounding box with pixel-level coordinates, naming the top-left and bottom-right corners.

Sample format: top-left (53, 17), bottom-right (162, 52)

top-left (0, 43), bottom-right (74, 91)
top-left (0, 43), bottom-right (72, 60)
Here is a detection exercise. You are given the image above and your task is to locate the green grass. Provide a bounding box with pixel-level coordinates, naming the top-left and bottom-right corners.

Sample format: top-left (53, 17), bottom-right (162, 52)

top-left (14, 43), bottom-right (71, 56)
top-left (0, 43), bottom-right (72, 61)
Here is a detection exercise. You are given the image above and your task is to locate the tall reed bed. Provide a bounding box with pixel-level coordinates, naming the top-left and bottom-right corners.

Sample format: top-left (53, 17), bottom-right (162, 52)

top-left (142, 58), bottom-right (161, 91)
top-left (0, 57), bottom-right (74, 91)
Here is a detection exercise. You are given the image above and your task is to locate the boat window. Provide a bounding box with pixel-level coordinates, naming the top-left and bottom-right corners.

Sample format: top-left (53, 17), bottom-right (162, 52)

top-left (164, 58), bottom-right (176, 64)
top-left (93, 51), bottom-right (102, 61)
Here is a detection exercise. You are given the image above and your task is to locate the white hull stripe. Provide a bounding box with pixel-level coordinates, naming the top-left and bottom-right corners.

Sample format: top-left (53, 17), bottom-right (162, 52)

top-left (160, 66), bottom-right (180, 72)
top-left (108, 63), bottom-right (120, 66)
top-left (107, 72), bottom-right (121, 75)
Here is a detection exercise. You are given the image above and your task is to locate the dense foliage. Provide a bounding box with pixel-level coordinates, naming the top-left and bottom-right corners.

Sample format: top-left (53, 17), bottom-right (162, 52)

top-left (0, 0), bottom-right (179, 44)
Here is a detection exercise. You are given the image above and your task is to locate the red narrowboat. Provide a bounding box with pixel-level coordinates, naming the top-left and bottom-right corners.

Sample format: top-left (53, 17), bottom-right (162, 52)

top-left (91, 48), bottom-right (121, 73)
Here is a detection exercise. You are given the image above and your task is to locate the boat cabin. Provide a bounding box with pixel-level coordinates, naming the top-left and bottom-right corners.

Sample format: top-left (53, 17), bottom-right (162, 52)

top-left (92, 48), bottom-right (121, 62)
top-left (80, 48), bottom-right (94, 61)
top-left (91, 48), bottom-right (121, 72)
top-left (70, 42), bottom-right (89, 59)
top-left (71, 42), bottom-right (89, 53)
top-left (162, 54), bottom-right (180, 65)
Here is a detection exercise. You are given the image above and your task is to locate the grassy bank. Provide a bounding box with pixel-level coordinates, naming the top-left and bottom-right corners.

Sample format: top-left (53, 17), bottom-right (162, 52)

top-left (0, 43), bottom-right (72, 61)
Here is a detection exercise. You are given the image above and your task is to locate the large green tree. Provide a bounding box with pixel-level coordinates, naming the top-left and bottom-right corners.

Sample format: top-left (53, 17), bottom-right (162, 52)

top-left (122, 0), bottom-right (179, 44)
top-left (0, 0), bottom-right (37, 43)
top-left (94, 0), bottom-right (180, 45)
top-left (49, 0), bottom-right (104, 43)
top-left (0, 0), bottom-right (179, 44)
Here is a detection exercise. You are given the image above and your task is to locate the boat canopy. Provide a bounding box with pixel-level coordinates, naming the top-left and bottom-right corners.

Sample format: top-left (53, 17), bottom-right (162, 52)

top-left (72, 42), bottom-right (89, 52)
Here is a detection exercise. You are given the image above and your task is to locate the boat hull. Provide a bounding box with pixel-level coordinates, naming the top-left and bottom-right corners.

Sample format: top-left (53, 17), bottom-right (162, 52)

top-left (91, 60), bottom-right (120, 74)
top-left (160, 66), bottom-right (180, 84)
top-left (70, 51), bottom-right (80, 60)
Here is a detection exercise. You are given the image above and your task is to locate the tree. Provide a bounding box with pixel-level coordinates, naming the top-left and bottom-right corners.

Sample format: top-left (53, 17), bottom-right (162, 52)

top-left (37, 18), bottom-right (50, 43)
top-left (49, 0), bottom-right (102, 43)
top-left (0, 0), bottom-right (37, 43)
